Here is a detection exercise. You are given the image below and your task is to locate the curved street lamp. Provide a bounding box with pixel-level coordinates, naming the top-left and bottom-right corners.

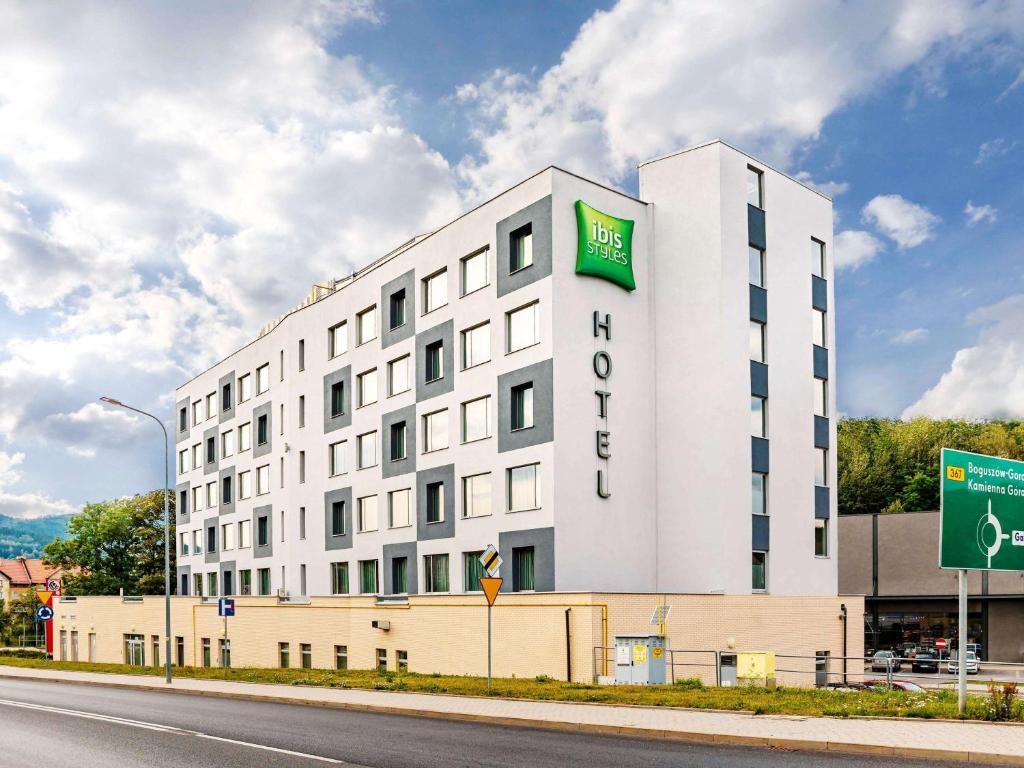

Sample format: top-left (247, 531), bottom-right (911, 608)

top-left (99, 396), bottom-right (172, 685)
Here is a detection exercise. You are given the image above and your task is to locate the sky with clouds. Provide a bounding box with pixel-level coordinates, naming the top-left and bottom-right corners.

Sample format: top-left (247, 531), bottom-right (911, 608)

top-left (0, 0), bottom-right (1022, 518)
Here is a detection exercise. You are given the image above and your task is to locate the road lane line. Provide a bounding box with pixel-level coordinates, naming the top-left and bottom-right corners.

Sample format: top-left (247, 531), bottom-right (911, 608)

top-left (0, 698), bottom-right (347, 764)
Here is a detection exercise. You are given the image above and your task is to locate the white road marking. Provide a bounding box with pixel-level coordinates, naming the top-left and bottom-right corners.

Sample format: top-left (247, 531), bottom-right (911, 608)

top-left (0, 697), bottom-right (346, 764)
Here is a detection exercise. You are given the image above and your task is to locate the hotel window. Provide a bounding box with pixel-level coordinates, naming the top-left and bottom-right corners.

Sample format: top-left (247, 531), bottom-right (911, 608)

top-left (510, 223), bottom-right (533, 272)
top-left (279, 403), bottom-right (284, 435)
top-left (279, 642), bottom-right (290, 669)
top-left (328, 321), bottom-right (348, 358)
top-left (192, 529), bottom-right (203, 554)
top-left (461, 395), bottom-right (490, 443)
top-left (205, 392), bottom-right (216, 420)
top-left (179, 489), bottom-right (188, 515)
top-left (256, 363), bottom-right (269, 395)
top-left (423, 269), bottom-right (448, 314)
top-left (506, 302), bottom-right (539, 353)
top-left (357, 368), bottom-right (377, 407)
top-left (376, 648), bottom-right (387, 672)
top-left (220, 637), bottom-right (231, 668)
top-left (511, 383), bottom-right (534, 431)
top-left (423, 409), bottom-right (448, 452)
top-left (221, 430), bottom-right (234, 458)
top-left (191, 488), bottom-right (201, 512)
top-left (222, 522), bottom-right (235, 551)
top-left (749, 246), bottom-right (765, 288)
top-left (202, 638), bottom-right (212, 667)
top-left (299, 450), bottom-right (306, 483)
top-left (751, 396), bottom-right (767, 438)
top-left (238, 422), bottom-right (251, 452)
top-left (461, 321), bottom-right (490, 369)
top-left (815, 519), bottom-right (829, 557)
top-left (391, 557), bottom-right (408, 594)
top-left (425, 339), bottom-right (444, 383)
top-left (237, 470), bottom-right (251, 500)
top-left (389, 422), bottom-right (407, 461)
top-left (330, 381), bottom-right (345, 418)
top-left (389, 288), bottom-right (407, 330)
top-left (239, 569), bottom-right (252, 595)
top-left (461, 249), bottom-right (488, 296)
top-left (464, 551), bottom-right (485, 592)
top-left (425, 481), bottom-right (445, 524)
top-left (206, 436), bottom-right (215, 464)
top-left (330, 500), bottom-right (345, 537)
top-left (752, 551), bottom-right (767, 591)
top-left (814, 378), bottom-right (828, 417)
top-left (221, 382), bottom-right (232, 412)
top-left (357, 306), bottom-right (377, 345)
top-left (179, 532), bottom-right (188, 556)
top-left (512, 546), bottom-right (535, 592)
top-left (257, 515), bottom-right (269, 547)
top-left (179, 406), bottom-right (187, 432)
top-left (256, 464), bottom-right (270, 495)
top-left (335, 644), bottom-right (348, 670)
top-left (747, 165), bottom-right (764, 208)
top-left (178, 449), bottom-right (187, 474)
top-left (206, 481), bottom-right (217, 509)
top-left (397, 650), bottom-right (408, 671)
top-left (388, 355), bottom-right (410, 396)
top-left (192, 443), bottom-right (201, 469)
top-left (298, 338), bottom-right (305, 371)
top-left (192, 400), bottom-right (202, 426)
top-left (752, 472), bottom-right (767, 516)
top-left (750, 321), bottom-right (766, 363)
top-left (423, 553), bottom-right (449, 593)
top-left (357, 495), bottom-right (378, 532)
top-left (359, 560), bottom-right (379, 594)
top-left (812, 238), bottom-right (826, 278)
top-left (258, 567), bottom-right (271, 595)
top-left (193, 573), bottom-right (203, 596)
top-left (256, 414), bottom-right (268, 445)
top-left (239, 519), bottom-right (251, 549)
top-left (508, 463), bottom-right (540, 512)
top-left (462, 473), bottom-right (491, 518)
top-left (388, 488), bottom-right (411, 528)
top-left (299, 395), bottom-right (305, 428)
top-left (357, 431), bottom-right (377, 469)
top-left (329, 440), bottom-right (347, 476)
top-left (812, 308), bottom-right (827, 348)
top-left (331, 563), bottom-right (349, 595)
top-left (238, 373), bottom-right (252, 402)
top-left (815, 447), bottom-right (828, 486)
top-left (222, 475), bottom-right (232, 505)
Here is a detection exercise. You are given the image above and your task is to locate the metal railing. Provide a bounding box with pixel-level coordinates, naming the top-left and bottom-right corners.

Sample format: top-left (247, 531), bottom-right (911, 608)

top-left (591, 646), bottom-right (720, 685)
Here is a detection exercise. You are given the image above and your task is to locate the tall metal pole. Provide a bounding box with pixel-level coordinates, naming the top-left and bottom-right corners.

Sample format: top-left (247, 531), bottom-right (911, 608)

top-left (958, 568), bottom-right (967, 715)
top-left (223, 610), bottom-right (228, 679)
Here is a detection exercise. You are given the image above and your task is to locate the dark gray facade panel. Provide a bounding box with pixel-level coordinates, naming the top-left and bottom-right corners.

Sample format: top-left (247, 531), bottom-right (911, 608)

top-left (496, 195), bottom-right (553, 299)
top-left (176, 482), bottom-right (190, 525)
top-left (218, 466), bottom-right (235, 516)
top-left (752, 514), bottom-right (770, 551)
top-left (383, 541), bottom-right (418, 595)
top-left (380, 269), bottom-right (416, 350)
top-left (324, 487), bottom-right (353, 551)
top-left (177, 564), bottom-right (191, 596)
top-left (220, 559), bottom-right (236, 595)
top-left (323, 365), bottom-right (353, 433)
top-left (176, 396), bottom-right (190, 445)
top-left (747, 204), bottom-right (766, 250)
top-left (749, 361), bottom-right (769, 398)
top-left (497, 358), bottom-right (554, 453)
top-left (815, 486), bottom-right (831, 519)
top-left (813, 345), bottom-right (829, 379)
top-left (814, 415), bottom-right (830, 448)
top-left (218, 370), bottom-right (236, 424)
top-left (253, 504), bottom-right (273, 559)
top-left (416, 463), bottom-right (455, 541)
top-left (252, 401), bottom-right (273, 459)
top-left (415, 319), bottom-right (455, 402)
top-left (811, 275), bottom-right (828, 311)
top-left (498, 527), bottom-right (555, 592)
top-left (203, 425), bottom-right (219, 476)
top-left (751, 437), bottom-right (770, 473)
top-left (381, 404), bottom-right (417, 479)
top-left (749, 285), bottom-right (767, 323)
top-left (204, 517), bottom-right (219, 565)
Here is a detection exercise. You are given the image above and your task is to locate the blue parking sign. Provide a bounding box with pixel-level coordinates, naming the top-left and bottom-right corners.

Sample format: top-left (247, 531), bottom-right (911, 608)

top-left (218, 598), bottom-right (235, 617)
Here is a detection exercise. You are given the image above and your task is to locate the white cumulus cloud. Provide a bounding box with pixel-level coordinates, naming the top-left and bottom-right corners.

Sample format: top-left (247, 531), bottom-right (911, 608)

top-left (834, 230), bottom-right (885, 271)
top-left (862, 194), bottom-right (940, 248)
top-left (965, 200), bottom-right (997, 226)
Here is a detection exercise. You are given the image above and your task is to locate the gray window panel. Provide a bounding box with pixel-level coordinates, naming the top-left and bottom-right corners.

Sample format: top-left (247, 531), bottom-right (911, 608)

top-left (751, 437), bottom-right (769, 474)
top-left (747, 204), bottom-right (766, 250)
top-left (383, 542), bottom-right (417, 595)
top-left (811, 275), bottom-right (828, 311)
top-left (815, 485), bottom-right (831, 519)
top-left (252, 401), bottom-right (273, 459)
top-left (497, 527), bottom-right (554, 593)
top-left (814, 415), bottom-right (830, 449)
top-left (204, 518), bottom-right (219, 565)
top-left (176, 482), bottom-right (190, 525)
top-left (750, 361), bottom-right (768, 398)
top-left (176, 564), bottom-right (191, 596)
top-left (323, 365), bottom-right (352, 433)
top-left (252, 504), bottom-right (273, 559)
top-left (749, 285), bottom-right (767, 324)
top-left (496, 196), bottom-right (552, 299)
top-left (218, 370), bottom-right (236, 424)
top-left (176, 396), bottom-right (190, 444)
top-left (220, 560), bottom-right (236, 596)
top-left (218, 466), bottom-right (235, 516)
top-left (381, 404), bottom-right (417, 479)
top-left (416, 464), bottom-right (454, 541)
top-left (752, 513), bottom-right (770, 552)
top-left (813, 345), bottom-right (829, 379)
top-left (203, 425), bottom-right (219, 475)
top-left (415, 319), bottom-right (454, 402)
top-left (497, 358), bottom-right (553, 453)
top-left (323, 487), bottom-right (353, 551)
top-left (380, 269), bottom-right (416, 349)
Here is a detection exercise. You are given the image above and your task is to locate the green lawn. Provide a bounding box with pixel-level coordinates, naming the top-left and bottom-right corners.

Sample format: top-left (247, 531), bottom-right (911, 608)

top-left (1, 655), bottom-right (1020, 722)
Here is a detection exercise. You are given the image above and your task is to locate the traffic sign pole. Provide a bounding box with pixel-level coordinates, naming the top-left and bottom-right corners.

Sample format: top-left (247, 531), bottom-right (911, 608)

top-left (958, 569), bottom-right (967, 715)
top-left (487, 602), bottom-right (492, 692)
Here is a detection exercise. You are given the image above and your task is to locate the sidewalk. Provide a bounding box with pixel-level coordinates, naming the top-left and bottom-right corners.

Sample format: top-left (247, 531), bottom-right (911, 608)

top-left (2, 665), bottom-right (1023, 764)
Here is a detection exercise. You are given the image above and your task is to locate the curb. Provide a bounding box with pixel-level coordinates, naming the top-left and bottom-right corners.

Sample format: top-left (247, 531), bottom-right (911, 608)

top-left (2, 670), bottom-right (1023, 765)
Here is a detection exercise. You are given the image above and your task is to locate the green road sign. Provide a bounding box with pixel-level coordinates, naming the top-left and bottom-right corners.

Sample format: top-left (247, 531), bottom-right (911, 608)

top-left (940, 448), bottom-right (1024, 571)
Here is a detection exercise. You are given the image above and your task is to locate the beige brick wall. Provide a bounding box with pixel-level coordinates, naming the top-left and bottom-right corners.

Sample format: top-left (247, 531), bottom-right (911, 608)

top-left (53, 592), bottom-right (862, 687)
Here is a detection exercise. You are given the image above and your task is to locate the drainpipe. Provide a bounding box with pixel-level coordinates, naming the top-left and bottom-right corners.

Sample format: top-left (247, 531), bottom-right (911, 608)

top-left (841, 603), bottom-right (848, 684)
top-left (565, 608), bottom-right (572, 683)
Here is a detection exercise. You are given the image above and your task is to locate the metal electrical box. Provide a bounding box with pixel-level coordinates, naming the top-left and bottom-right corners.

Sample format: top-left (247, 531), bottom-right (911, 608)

top-left (720, 652), bottom-right (738, 687)
top-left (614, 634), bottom-right (666, 685)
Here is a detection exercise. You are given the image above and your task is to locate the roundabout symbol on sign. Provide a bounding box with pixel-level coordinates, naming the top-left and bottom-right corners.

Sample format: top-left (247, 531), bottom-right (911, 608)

top-left (36, 605), bottom-right (53, 622)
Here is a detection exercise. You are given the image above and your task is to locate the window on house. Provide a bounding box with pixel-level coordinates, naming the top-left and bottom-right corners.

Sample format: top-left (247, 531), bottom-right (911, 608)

top-left (239, 422), bottom-right (252, 452)
top-left (178, 449), bottom-right (187, 474)
top-left (192, 488), bottom-right (201, 512)
top-left (747, 165), bottom-right (764, 208)
top-left (357, 431), bottom-right (376, 469)
top-left (812, 238), bottom-right (826, 278)
top-left (357, 306), bottom-right (377, 345)
top-left (222, 522), bottom-right (235, 551)
top-left (179, 489), bottom-right (188, 515)
top-left (462, 473), bottom-right (491, 518)
top-left (751, 396), bottom-right (767, 438)
top-left (299, 507), bottom-right (306, 540)
top-left (335, 644), bottom-right (348, 670)
top-left (426, 481), bottom-right (445, 524)
top-left (192, 400), bottom-right (202, 426)
top-left (357, 368), bottom-right (377, 407)
top-left (202, 638), bottom-right (211, 667)
top-left (330, 381), bottom-right (345, 418)
top-left (176, 636), bottom-right (185, 665)
top-left (206, 481), bottom-right (217, 508)
top-left (331, 563), bottom-right (349, 595)
top-left (750, 321), bottom-right (765, 363)
top-left (256, 363), bottom-right (269, 395)
top-left (461, 322), bottom-right (490, 369)
top-left (298, 339), bottom-right (305, 371)
top-left (814, 378), bottom-right (828, 417)
top-left (329, 441), bottom-right (346, 476)
top-left (256, 464), bottom-right (270, 495)
top-left (257, 515), bottom-right (269, 547)
top-left (507, 302), bottom-right (540, 353)
top-left (813, 308), bottom-right (827, 348)
top-left (388, 488), bottom-right (411, 528)
top-left (423, 269), bottom-right (448, 314)
top-left (239, 520), bottom-right (251, 549)
top-left (279, 403), bottom-right (284, 435)
top-left (815, 519), bottom-right (829, 557)
top-left (423, 553), bottom-right (449, 593)
top-left (179, 406), bottom-right (187, 432)
top-left (389, 422), bottom-right (407, 461)
top-left (461, 249), bottom-right (488, 295)
top-left (239, 569), bottom-right (252, 595)
top-left (238, 470), bottom-right (251, 500)
top-left (388, 355), bottom-right (410, 396)
top-left (397, 650), bottom-right (408, 671)
top-left (194, 572), bottom-right (203, 596)
top-left (299, 450), bottom-right (306, 483)
top-left (391, 556), bottom-right (408, 594)
top-left (389, 288), bottom-right (406, 330)
top-left (749, 246), bottom-right (765, 288)
top-left (239, 373), bottom-right (252, 402)
top-left (357, 495), bottom-right (378, 532)
top-left (208, 572), bottom-right (218, 597)
top-left (328, 321), bottom-right (348, 358)
top-left (461, 396), bottom-right (490, 443)
top-left (300, 565), bottom-right (307, 596)
top-left (752, 551), bottom-right (767, 591)
top-left (464, 551), bottom-right (486, 592)
top-left (257, 414), bottom-right (268, 445)
top-left (512, 546), bottom-right (535, 592)
top-left (510, 383), bottom-right (534, 431)
top-left (508, 463), bottom-right (540, 512)
top-left (331, 500), bottom-right (345, 537)
top-left (192, 443), bottom-right (201, 469)
top-left (221, 430), bottom-right (234, 458)
top-left (279, 642), bottom-right (290, 668)
top-left (425, 339), bottom-right (444, 383)
top-left (376, 648), bottom-right (387, 672)
top-left (752, 472), bottom-right (767, 516)
top-left (221, 382), bottom-right (232, 412)
top-left (298, 395), bottom-right (305, 428)
top-left (258, 567), bottom-right (271, 595)
top-left (179, 532), bottom-right (188, 556)
top-left (510, 223), bottom-right (533, 272)
top-left (205, 393), bottom-right (216, 420)
top-left (191, 529), bottom-right (202, 554)
top-left (360, 560), bottom-right (379, 594)
top-left (815, 447), bottom-right (828, 486)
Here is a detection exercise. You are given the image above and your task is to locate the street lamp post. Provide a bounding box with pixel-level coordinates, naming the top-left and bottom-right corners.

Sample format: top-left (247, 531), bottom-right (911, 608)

top-left (99, 396), bottom-right (172, 685)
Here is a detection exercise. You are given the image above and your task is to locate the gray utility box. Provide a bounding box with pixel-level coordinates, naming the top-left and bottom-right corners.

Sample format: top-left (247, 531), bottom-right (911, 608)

top-left (720, 652), bottom-right (737, 687)
top-left (614, 634), bottom-right (667, 685)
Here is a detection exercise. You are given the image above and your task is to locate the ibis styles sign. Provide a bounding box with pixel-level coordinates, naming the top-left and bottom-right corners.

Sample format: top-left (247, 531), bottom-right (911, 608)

top-left (940, 448), bottom-right (1024, 571)
top-left (575, 200), bottom-right (636, 291)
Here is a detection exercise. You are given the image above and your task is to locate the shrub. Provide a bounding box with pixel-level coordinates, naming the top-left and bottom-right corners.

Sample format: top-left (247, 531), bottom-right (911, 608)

top-left (673, 677), bottom-right (705, 690)
top-left (982, 683), bottom-right (1022, 721)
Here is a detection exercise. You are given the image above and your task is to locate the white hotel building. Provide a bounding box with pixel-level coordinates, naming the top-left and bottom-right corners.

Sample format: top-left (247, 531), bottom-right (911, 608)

top-left (173, 140), bottom-right (836, 602)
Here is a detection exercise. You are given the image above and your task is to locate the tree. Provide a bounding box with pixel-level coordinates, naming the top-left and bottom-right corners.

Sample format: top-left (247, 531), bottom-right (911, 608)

top-left (43, 490), bottom-right (175, 596)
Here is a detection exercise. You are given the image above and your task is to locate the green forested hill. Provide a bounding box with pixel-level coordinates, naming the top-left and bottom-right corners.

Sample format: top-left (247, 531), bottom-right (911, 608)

top-left (0, 514), bottom-right (71, 558)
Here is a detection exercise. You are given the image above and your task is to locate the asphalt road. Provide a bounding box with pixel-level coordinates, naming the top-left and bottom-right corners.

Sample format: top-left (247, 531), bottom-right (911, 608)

top-left (0, 677), bottom-right (974, 768)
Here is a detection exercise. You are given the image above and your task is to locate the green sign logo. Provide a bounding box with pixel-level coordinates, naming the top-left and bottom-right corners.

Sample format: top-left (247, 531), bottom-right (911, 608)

top-left (940, 448), bottom-right (1024, 571)
top-left (574, 200), bottom-right (635, 291)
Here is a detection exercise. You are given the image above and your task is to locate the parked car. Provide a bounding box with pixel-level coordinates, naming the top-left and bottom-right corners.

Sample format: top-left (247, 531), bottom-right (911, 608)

top-left (911, 651), bottom-right (939, 673)
top-left (947, 651), bottom-right (979, 675)
top-left (870, 650), bottom-right (902, 672)
top-left (865, 679), bottom-right (926, 693)
top-left (824, 682), bottom-right (870, 691)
